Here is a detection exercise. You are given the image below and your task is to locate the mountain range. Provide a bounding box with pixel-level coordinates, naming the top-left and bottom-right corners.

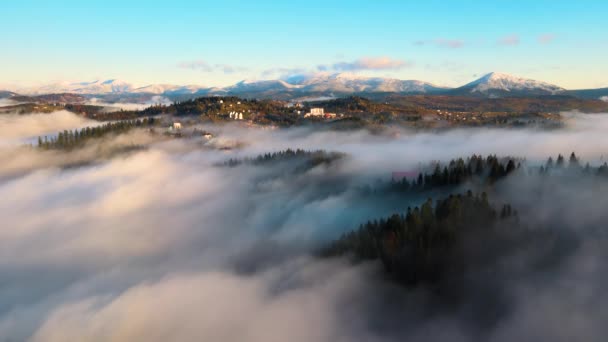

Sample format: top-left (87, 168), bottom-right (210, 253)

top-left (3, 72), bottom-right (608, 102)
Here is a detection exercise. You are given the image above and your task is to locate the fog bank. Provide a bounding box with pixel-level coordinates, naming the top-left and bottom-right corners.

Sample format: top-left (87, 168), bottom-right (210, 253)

top-left (1, 112), bottom-right (608, 341)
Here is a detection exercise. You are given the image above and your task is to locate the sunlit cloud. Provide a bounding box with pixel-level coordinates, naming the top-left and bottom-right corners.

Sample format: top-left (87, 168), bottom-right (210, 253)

top-left (498, 34), bottom-right (520, 46)
top-left (177, 60), bottom-right (247, 74)
top-left (317, 56), bottom-right (412, 72)
top-left (414, 39), bottom-right (465, 49)
top-left (538, 33), bottom-right (556, 45)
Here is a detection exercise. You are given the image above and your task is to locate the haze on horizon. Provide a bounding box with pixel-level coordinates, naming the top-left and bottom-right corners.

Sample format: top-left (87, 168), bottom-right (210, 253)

top-left (2, 0), bottom-right (608, 89)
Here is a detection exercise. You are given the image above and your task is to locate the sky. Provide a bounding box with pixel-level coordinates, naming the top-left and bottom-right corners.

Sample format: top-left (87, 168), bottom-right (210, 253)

top-left (1, 0), bottom-right (608, 89)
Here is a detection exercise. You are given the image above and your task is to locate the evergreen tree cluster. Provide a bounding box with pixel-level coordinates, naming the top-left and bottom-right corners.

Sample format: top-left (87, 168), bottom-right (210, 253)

top-left (37, 118), bottom-right (156, 150)
top-left (223, 149), bottom-right (345, 168)
top-left (370, 155), bottom-right (519, 195)
top-left (540, 152), bottom-right (608, 176)
top-left (97, 96), bottom-right (297, 121)
top-left (323, 191), bottom-right (518, 285)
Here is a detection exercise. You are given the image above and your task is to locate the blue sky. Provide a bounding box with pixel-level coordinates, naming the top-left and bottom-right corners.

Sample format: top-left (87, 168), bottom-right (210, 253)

top-left (2, 0), bottom-right (607, 89)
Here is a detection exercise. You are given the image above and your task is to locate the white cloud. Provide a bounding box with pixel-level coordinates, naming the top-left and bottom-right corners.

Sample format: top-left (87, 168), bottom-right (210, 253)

top-left (2, 113), bottom-right (608, 340)
top-left (498, 34), bottom-right (520, 46)
top-left (414, 39), bottom-right (465, 49)
top-left (538, 33), bottom-right (556, 45)
top-left (318, 56), bottom-right (412, 72)
top-left (177, 60), bottom-right (247, 74)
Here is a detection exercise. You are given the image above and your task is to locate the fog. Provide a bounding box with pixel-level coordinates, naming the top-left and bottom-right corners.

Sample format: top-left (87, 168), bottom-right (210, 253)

top-left (0, 99), bottom-right (22, 107)
top-left (86, 96), bottom-right (173, 112)
top-left (1, 111), bottom-right (608, 341)
top-left (0, 111), bottom-right (99, 144)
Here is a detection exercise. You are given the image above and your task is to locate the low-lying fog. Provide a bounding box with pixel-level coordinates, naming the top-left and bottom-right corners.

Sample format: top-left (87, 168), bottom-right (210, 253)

top-left (1, 111), bottom-right (608, 341)
top-left (0, 111), bottom-right (101, 145)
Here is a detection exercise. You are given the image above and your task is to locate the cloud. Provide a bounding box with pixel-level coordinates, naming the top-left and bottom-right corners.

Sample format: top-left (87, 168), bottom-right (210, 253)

top-left (0, 110), bottom-right (98, 142)
top-left (86, 96), bottom-right (173, 112)
top-left (3, 112), bottom-right (608, 340)
top-left (177, 60), bottom-right (247, 74)
top-left (414, 39), bottom-right (465, 49)
top-left (498, 34), bottom-right (520, 46)
top-left (435, 39), bottom-right (465, 49)
top-left (0, 98), bottom-right (22, 107)
top-left (538, 33), bottom-right (556, 45)
top-left (318, 56), bottom-right (412, 72)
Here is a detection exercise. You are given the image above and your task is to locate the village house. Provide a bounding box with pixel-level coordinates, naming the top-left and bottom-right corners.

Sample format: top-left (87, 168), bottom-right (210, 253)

top-left (304, 107), bottom-right (324, 117)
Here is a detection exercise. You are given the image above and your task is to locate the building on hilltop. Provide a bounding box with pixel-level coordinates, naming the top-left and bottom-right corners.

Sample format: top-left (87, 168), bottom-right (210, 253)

top-left (304, 107), bottom-right (324, 117)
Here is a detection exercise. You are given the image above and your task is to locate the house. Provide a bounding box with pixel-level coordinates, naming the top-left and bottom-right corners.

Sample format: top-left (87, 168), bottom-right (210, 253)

top-left (304, 107), bottom-right (324, 117)
top-left (172, 122), bottom-right (182, 130)
top-left (310, 108), bottom-right (324, 116)
top-left (203, 133), bottom-right (213, 139)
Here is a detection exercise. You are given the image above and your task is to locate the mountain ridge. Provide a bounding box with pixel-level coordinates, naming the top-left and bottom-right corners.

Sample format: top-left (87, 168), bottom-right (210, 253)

top-left (3, 72), bottom-right (607, 100)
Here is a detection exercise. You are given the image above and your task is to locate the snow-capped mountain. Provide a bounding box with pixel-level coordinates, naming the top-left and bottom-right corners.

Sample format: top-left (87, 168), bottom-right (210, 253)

top-left (453, 72), bottom-right (566, 97)
top-left (6, 73), bottom-right (449, 98)
top-left (18, 79), bottom-right (135, 95)
top-left (14, 80), bottom-right (210, 96)
top-left (131, 84), bottom-right (184, 94)
top-left (225, 79), bottom-right (299, 93)
top-left (283, 72), bottom-right (446, 94)
top-left (4, 72), bottom-right (593, 101)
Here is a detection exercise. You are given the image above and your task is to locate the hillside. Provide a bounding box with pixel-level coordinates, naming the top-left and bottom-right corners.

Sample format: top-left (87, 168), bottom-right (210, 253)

top-left (10, 93), bottom-right (87, 104)
top-left (384, 94), bottom-right (608, 113)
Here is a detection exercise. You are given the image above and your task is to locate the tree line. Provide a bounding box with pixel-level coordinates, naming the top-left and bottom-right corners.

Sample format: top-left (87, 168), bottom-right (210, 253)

top-left (322, 191), bottom-right (520, 286)
top-left (359, 155), bottom-right (520, 197)
top-left (223, 149), bottom-right (346, 168)
top-left (37, 118), bottom-right (156, 150)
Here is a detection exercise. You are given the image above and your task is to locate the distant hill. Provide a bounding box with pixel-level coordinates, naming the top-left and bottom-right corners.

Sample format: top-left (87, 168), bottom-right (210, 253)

top-left (10, 93), bottom-right (87, 104)
top-left (0, 91), bottom-right (17, 99)
top-left (384, 94), bottom-right (608, 113)
top-left (567, 87), bottom-right (608, 100)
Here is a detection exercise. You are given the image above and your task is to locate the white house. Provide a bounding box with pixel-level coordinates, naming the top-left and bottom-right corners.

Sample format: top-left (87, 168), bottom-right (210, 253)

top-left (172, 122), bottom-right (182, 130)
top-left (305, 107), bottom-right (325, 117)
top-left (307, 108), bottom-right (324, 116)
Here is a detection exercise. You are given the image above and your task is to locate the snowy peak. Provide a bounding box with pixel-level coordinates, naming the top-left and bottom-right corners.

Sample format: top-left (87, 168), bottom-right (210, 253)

top-left (459, 72), bottom-right (565, 96)
top-left (227, 79), bottom-right (298, 92)
top-left (17, 79), bottom-right (135, 95)
top-left (7, 72), bottom-right (579, 99)
top-left (280, 72), bottom-right (446, 94)
top-left (14, 80), bottom-right (212, 96)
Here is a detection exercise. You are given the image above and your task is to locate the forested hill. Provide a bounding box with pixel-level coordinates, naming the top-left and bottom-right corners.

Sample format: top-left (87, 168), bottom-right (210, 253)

top-left (92, 96), bottom-right (296, 121)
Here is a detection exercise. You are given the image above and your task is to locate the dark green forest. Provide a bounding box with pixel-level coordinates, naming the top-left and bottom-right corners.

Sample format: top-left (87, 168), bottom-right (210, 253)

top-left (37, 118), bottom-right (156, 150)
top-left (321, 151), bottom-right (603, 290)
